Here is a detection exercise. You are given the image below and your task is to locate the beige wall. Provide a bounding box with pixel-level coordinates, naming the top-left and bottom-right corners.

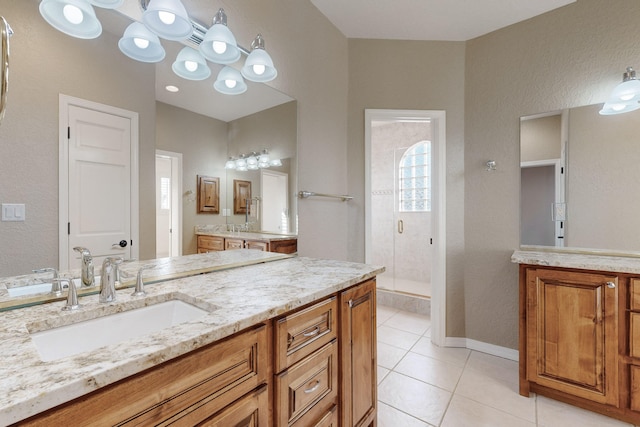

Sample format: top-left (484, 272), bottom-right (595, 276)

top-left (465, 0), bottom-right (640, 348)
top-left (347, 39), bottom-right (467, 337)
top-left (155, 102), bottom-right (228, 255)
top-left (520, 114), bottom-right (561, 162)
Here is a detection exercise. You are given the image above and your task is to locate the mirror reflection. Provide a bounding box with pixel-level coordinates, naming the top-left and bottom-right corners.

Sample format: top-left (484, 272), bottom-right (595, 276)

top-left (520, 104), bottom-right (640, 251)
top-left (0, 1), bottom-right (296, 305)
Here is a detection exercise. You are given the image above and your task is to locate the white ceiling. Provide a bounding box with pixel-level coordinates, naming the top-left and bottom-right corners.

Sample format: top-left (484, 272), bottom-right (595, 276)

top-left (309, 0), bottom-right (576, 41)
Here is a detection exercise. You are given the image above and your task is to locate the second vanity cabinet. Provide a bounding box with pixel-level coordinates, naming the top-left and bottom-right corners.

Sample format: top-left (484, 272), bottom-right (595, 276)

top-left (197, 235), bottom-right (297, 254)
top-left (519, 264), bottom-right (640, 423)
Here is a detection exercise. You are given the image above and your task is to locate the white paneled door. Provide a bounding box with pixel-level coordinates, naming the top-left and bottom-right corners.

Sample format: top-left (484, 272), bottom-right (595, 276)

top-left (60, 96), bottom-right (139, 270)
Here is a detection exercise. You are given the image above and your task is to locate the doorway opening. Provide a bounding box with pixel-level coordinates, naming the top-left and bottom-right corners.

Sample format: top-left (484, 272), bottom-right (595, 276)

top-left (365, 109), bottom-right (446, 346)
top-left (155, 150), bottom-right (182, 258)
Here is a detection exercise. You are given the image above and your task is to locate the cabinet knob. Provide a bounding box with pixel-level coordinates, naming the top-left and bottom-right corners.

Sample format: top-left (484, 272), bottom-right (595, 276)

top-left (606, 281), bottom-right (616, 289)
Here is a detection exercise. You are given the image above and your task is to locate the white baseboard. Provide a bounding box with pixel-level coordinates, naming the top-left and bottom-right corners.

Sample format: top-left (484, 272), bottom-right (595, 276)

top-left (443, 337), bottom-right (519, 362)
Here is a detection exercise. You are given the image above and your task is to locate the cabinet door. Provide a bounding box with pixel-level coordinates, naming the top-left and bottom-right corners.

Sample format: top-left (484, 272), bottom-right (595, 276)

top-left (225, 238), bottom-right (245, 250)
top-left (340, 279), bottom-right (377, 427)
top-left (525, 268), bottom-right (618, 405)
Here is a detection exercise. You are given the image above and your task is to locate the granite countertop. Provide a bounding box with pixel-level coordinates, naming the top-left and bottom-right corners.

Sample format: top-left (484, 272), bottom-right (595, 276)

top-left (0, 249), bottom-right (291, 310)
top-left (511, 247), bottom-right (640, 274)
top-left (0, 255), bottom-right (383, 425)
top-left (194, 225), bottom-right (297, 241)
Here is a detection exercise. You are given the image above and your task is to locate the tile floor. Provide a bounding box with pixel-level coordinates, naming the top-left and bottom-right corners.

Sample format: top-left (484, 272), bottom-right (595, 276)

top-left (376, 305), bottom-right (637, 427)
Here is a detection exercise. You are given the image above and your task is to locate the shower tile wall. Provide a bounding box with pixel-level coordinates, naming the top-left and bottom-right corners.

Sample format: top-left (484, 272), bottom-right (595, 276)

top-left (371, 121), bottom-right (432, 294)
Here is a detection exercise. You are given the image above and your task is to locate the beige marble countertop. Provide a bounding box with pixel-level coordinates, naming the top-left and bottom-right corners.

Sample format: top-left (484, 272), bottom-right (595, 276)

top-left (0, 254), bottom-right (383, 426)
top-left (195, 225), bottom-right (297, 241)
top-left (511, 247), bottom-right (640, 274)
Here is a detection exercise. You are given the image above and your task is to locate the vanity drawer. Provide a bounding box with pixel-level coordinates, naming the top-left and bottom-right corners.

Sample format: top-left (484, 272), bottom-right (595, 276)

top-left (225, 238), bottom-right (244, 250)
top-left (275, 340), bottom-right (338, 426)
top-left (197, 235), bottom-right (224, 251)
top-left (291, 404), bottom-right (338, 427)
top-left (631, 278), bottom-right (640, 311)
top-left (631, 313), bottom-right (640, 358)
top-left (245, 240), bottom-right (269, 251)
top-left (198, 384), bottom-right (268, 427)
top-left (274, 296), bottom-right (337, 372)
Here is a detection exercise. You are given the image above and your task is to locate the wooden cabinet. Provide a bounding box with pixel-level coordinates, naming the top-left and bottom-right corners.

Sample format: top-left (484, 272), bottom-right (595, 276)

top-left (340, 279), bottom-right (377, 427)
top-left (18, 324), bottom-right (270, 426)
top-left (274, 297), bottom-right (339, 426)
top-left (196, 234), bottom-right (297, 254)
top-left (518, 265), bottom-right (640, 423)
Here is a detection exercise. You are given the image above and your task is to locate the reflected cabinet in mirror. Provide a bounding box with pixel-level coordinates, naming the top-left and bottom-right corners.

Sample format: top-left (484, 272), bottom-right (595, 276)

top-left (520, 104), bottom-right (640, 251)
top-left (0, 1), bottom-right (297, 303)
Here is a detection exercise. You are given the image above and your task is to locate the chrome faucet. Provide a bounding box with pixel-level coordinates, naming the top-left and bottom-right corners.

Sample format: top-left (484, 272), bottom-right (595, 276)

top-left (32, 267), bottom-right (61, 295)
top-left (73, 247), bottom-right (95, 287)
top-left (54, 278), bottom-right (80, 311)
top-left (100, 257), bottom-right (122, 303)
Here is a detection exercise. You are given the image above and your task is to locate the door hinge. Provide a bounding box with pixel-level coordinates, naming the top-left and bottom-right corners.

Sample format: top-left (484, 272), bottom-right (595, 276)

top-left (561, 166), bottom-right (564, 174)
top-left (67, 222), bottom-right (70, 235)
top-left (67, 126), bottom-right (70, 139)
top-left (130, 239), bottom-right (133, 247)
top-left (430, 238), bottom-right (433, 244)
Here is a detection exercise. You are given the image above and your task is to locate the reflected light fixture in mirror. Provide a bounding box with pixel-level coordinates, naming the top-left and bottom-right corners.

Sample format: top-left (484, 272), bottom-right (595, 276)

top-left (226, 150), bottom-right (282, 171)
top-left (600, 67), bottom-right (640, 115)
top-left (199, 8), bottom-right (241, 65)
top-left (172, 46), bottom-right (210, 80)
top-left (39, 0), bottom-right (103, 39)
top-left (118, 21), bottom-right (165, 62)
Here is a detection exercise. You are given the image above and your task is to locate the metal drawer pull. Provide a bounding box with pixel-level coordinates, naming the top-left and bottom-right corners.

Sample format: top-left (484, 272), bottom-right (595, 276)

top-left (303, 326), bottom-right (320, 337)
top-left (304, 380), bottom-right (321, 394)
top-left (606, 281), bottom-right (616, 289)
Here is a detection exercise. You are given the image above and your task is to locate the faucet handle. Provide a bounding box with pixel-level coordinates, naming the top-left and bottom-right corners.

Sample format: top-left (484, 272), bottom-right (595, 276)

top-left (54, 278), bottom-right (80, 311)
top-left (132, 266), bottom-right (151, 297)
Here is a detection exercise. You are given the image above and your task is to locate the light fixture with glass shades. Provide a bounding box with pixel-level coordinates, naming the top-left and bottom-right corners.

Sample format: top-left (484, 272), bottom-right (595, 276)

top-left (600, 67), bottom-right (640, 115)
top-left (38, 1), bottom-right (279, 96)
top-left (118, 22), bottom-right (165, 63)
top-left (172, 46), bottom-right (211, 80)
top-left (39, 0), bottom-right (102, 39)
top-left (225, 150), bottom-right (283, 171)
top-left (141, 0), bottom-right (192, 41)
top-left (199, 9), bottom-right (241, 65)
top-left (241, 34), bottom-right (277, 83)
top-left (214, 66), bottom-right (247, 95)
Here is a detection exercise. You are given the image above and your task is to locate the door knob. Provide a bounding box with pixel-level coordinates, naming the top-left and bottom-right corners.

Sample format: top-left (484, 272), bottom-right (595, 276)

top-left (112, 240), bottom-right (128, 248)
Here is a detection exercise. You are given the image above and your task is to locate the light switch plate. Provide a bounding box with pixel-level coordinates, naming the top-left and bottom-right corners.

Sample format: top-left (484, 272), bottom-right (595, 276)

top-left (2, 204), bottom-right (26, 221)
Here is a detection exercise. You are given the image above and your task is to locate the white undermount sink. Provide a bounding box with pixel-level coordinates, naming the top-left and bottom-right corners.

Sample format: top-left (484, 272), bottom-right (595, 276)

top-left (30, 299), bottom-right (209, 362)
top-left (8, 277), bottom-right (98, 298)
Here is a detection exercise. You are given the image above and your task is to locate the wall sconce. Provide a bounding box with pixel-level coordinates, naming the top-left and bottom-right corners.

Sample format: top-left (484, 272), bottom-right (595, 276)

top-left (485, 160), bottom-right (497, 171)
top-left (225, 150), bottom-right (282, 171)
top-left (39, 1), bottom-right (278, 96)
top-left (599, 67), bottom-right (640, 115)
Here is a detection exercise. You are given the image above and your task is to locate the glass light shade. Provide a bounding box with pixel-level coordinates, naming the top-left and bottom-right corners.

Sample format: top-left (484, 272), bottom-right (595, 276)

top-left (142, 0), bottom-right (192, 41)
top-left (235, 157), bottom-right (247, 169)
top-left (39, 0), bottom-right (102, 39)
top-left (172, 47), bottom-right (211, 80)
top-left (608, 78), bottom-right (640, 103)
top-left (118, 22), bottom-right (165, 63)
top-left (225, 158), bottom-right (236, 169)
top-left (88, 0), bottom-right (124, 8)
top-left (214, 66), bottom-right (247, 95)
top-left (242, 49), bottom-right (277, 82)
top-left (246, 155), bottom-right (258, 166)
top-left (599, 99), bottom-right (640, 115)
top-left (269, 159), bottom-right (282, 167)
top-left (248, 163), bottom-right (259, 170)
top-left (200, 24), bottom-right (241, 64)
top-left (599, 68), bottom-right (640, 115)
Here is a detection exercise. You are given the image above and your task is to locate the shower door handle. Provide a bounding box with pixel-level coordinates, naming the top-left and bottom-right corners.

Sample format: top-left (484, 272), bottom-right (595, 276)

top-left (398, 219), bottom-right (404, 234)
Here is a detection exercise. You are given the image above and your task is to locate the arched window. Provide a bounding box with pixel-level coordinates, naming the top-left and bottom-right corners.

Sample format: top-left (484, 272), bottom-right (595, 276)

top-left (399, 141), bottom-right (431, 212)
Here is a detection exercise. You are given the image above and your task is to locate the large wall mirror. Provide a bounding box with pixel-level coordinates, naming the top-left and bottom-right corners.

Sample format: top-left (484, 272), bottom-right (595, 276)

top-left (520, 103), bottom-right (640, 251)
top-left (0, 1), bottom-right (296, 284)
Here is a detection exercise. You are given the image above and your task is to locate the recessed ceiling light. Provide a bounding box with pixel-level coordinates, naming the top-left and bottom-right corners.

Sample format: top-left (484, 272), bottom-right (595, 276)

top-left (165, 85), bottom-right (179, 92)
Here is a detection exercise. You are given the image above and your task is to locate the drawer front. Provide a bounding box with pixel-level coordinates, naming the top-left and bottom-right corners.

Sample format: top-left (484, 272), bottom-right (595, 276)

top-left (631, 313), bottom-right (640, 359)
top-left (291, 404), bottom-right (338, 427)
top-left (245, 240), bottom-right (269, 251)
top-left (275, 340), bottom-right (338, 426)
top-left (275, 297), bottom-right (337, 372)
top-left (198, 236), bottom-right (224, 251)
top-left (270, 239), bottom-right (298, 254)
top-left (225, 238), bottom-right (244, 250)
top-left (198, 384), bottom-right (268, 427)
top-left (632, 278), bottom-right (640, 311)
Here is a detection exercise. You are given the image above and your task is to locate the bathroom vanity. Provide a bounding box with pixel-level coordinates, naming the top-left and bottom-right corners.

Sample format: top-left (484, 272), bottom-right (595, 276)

top-left (0, 252), bottom-right (381, 426)
top-left (513, 249), bottom-right (640, 424)
top-left (196, 227), bottom-right (298, 254)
